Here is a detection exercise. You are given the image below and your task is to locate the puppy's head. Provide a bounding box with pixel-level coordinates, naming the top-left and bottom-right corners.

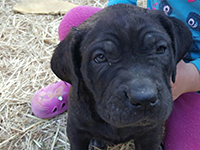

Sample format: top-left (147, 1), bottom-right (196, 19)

top-left (51, 4), bottom-right (193, 128)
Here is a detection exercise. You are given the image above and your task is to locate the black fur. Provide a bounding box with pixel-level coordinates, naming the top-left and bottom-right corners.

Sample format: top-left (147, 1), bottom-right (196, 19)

top-left (51, 4), bottom-right (193, 150)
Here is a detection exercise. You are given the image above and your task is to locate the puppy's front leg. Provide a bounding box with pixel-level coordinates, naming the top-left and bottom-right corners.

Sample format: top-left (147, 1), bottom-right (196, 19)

top-left (68, 127), bottom-right (90, 150)
top-left (69, 135), bottom-right (90, 150)
top-left (134, 138), bottom-right (163, 150)
top-left (134, 126), bottom-right (163, 150)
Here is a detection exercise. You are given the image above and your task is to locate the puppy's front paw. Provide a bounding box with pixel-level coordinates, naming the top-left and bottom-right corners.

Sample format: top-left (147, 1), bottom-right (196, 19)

top-left (89, 139), bottom-right (106, 150)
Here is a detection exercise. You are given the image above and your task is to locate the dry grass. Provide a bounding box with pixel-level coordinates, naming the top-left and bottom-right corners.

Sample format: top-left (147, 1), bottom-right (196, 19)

top-left (0, 0), bottom-right (146, 149)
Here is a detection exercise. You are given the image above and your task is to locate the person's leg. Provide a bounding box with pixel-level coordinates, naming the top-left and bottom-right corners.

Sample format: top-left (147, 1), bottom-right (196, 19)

top-left (164, 92), bottom-right (200, 150)
top-left (58, 6), bottom-right (102, 41)
top-left (31, 6), bottom-right (102, 119)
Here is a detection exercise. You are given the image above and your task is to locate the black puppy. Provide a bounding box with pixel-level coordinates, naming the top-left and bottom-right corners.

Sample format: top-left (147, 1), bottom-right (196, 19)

top-left (51, 4), bottom-right (193, 150)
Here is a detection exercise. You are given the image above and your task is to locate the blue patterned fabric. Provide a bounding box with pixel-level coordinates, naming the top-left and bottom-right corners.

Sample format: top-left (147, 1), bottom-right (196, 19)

top-left (108, 0), bottom-right (137, 6)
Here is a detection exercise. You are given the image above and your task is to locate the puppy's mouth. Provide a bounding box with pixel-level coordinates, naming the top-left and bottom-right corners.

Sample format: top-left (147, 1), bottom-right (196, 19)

top-left (133, 119), bottom-right (157, 127)
top-left (96, 83), bottom-right (173, 128)
top-left (98, 103), bottom-right (160, 128)
top-left (97, 96), bottom-right (169, 128)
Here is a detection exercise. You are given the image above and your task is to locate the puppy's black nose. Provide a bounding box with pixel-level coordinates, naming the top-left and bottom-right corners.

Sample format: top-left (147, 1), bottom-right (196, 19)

top-left (126, 79), bottom-right (158, 107)
top-left (127, 89), bottom-right (157, 107)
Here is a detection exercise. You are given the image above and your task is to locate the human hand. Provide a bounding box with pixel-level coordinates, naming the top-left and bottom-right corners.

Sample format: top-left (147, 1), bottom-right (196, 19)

top-left (171, 60), bottom-right (200, 100)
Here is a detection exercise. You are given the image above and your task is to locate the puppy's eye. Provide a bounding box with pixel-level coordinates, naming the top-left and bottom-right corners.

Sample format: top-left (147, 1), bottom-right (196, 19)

top-left (94, 54), bottom-right (107, 63)
top-left (156, 45), bottom-right (167, 54)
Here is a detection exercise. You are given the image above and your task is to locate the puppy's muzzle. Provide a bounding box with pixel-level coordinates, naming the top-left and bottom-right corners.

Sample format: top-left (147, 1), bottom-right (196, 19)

top-left (125, 78), bottom-right (158, 108)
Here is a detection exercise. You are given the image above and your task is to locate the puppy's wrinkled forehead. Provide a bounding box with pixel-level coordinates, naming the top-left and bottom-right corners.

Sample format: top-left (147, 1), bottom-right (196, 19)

top-left (79, 6), bottom-right (170, 55)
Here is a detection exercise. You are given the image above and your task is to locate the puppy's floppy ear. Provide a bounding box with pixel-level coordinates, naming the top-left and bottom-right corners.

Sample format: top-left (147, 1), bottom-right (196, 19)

top-left (51, 27), bottom-right (82, 84)
top-left (155, 12), bottom-right (193, 82)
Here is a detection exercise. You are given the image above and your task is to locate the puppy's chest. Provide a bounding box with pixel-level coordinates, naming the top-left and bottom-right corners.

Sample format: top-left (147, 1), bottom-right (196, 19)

top-left (87, 123), bottom-right (145, 144)
top-left (71, 108), bottom-right (136, 142)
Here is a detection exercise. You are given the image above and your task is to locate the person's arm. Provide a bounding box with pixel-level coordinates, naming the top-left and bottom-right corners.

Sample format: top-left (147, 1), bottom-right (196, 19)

top-left (171, 60), bottom-right (200, 100)
top-left (107, 0), bottom-right (137, 6)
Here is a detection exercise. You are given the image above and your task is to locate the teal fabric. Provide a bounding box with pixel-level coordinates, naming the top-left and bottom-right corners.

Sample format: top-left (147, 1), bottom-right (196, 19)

top-left (107, 0), bottom-right (137, 6)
